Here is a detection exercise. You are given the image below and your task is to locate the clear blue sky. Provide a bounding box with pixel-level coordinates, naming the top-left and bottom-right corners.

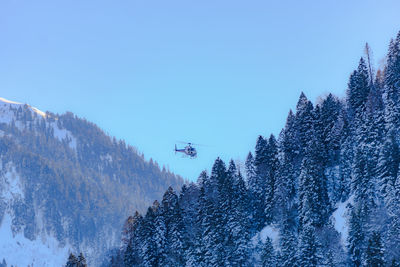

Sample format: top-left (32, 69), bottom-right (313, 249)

top-left (1, 0), bottom-right (400, 181)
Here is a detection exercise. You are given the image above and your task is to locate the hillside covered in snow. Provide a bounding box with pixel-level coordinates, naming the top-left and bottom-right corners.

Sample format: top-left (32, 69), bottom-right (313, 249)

top-left (0, 98), bottom-right (184, 266)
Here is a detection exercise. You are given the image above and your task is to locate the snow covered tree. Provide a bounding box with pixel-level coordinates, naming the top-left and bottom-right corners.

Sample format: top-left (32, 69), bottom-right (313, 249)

top-left (77, 253), bottom-right (88, 267)
top-left (251, 135), bottom-right (268, 230)
top-left (154, 201), bottom-right (167, 266)
top-left (140, 202), bottom-right (159, 267)
top-left (295, 92), bottom-right (314, 163)
top-left (273, 111), bottom-right (297, 226)
top-left (122, 211), bottom-right (143, 267)
top-left (161, 186), bottom-right (186, 266)
top-left (319, 94), bottom-right (343, 165)
top-left (384, 32), bottom-right (400, 131)
top-left (224, 160), bottom-right (250, 266)
top-left (245, 151), bottom-right (256, 188)
top-left (377, 129), bottom-right (399, 203)
top-left (298, 136), bottom-right (330, 229)
top-left (347, 58), bottom-right (371, 121)
top-left (66, 253), bottom-right (79, 267)
top-left (297, 224), bottom-right (322, 267)
top-left (279, 216), bottom-right (298, 267)
top-left (264, 135), bottom-right (278, 224)
top-left (261, 237), bottom-right (277, 267)
top-left (348, 205), bottom-right (365, 267)
top-left (192, 185), bottom-right (212, 266)
top-left (365, 231), bottom-right (385, 267)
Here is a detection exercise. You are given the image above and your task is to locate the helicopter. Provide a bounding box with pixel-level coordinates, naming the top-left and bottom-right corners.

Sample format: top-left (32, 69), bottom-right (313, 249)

top-left (174, 142), bottom-right (198, 158)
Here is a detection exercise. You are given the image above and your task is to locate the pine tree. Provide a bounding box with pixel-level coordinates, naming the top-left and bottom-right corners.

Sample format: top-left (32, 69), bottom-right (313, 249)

top-left (319, 94), bottom-right (342, 164)
top-left (66, 253), bottom-right (79, 267)
top-left (245, 151), bottom-right (256, 188)
top-left (261, 237), bottom-right (277, 267)
top-left (180, 180), bottom-right (201, 266)
top-left (348, 205), bottom-right (364, 267)
top-left (352, 145), bottom-right (377, 218)
top-left (122, 211), bottom-right (143, 267)
top-left (161, 186), bottom-right (186, 266)
top-left (279, 216), bottom-right (298, 267)
top-left (377, 129), bottom-right (399, 203)
top-left (384, 32), bottom-right (400, 131)
top-left (298, 136), bottom-right (330, 229)
top-left (273, 111), bottom-right (297, 225)
top-left (210, 158), bottom-right (228, 267)
top-left (295, 92), bottom-right (314, 162)
top-left (338, 107), bottom-right (353, 202)
top-left (384, 174), bottom-right (400, 263)
top-left (224, 161), bottom-right (250, 266)
top-left (154, 201), bottom-right (167, 266)
top-left (264, 135), bottom-right (278, 224)
top-left (251, 136), bottom-right (268, 230)
top-left (347, 58), bottom-right (371, 120)
top-left (297, 224), bottom-right (322, 267)
top-left (77, 253), bottom-right (88, 267)
top-left (193, 185), bottom-right (212, 267)
top-left (365, 232), bottom-right (385, 267)
top-left (140, 202), bottom-right (159, 267)
top-left (390, 259), bottom-right (400, 267)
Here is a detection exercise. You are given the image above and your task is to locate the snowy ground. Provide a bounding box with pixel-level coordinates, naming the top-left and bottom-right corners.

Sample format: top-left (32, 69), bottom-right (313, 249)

top-left (0, 97), bottom-right (77, 150)
top-left (332, 195), bottom-right (354, 248)
top-left (252, 224), bottom-right (280, 249)
top-left (0, 162), bottom-right (71, 266)
top-left (0, 212), bottom-right (70, 267)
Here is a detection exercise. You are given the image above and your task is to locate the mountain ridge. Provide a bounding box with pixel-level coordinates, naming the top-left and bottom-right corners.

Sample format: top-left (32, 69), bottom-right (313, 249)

top-left (0, 97), bottom-right (184, 266)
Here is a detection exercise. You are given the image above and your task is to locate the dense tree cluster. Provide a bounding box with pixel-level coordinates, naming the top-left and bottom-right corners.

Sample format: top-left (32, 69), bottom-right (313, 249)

top-left (112, 31), bottom-right (400, 266)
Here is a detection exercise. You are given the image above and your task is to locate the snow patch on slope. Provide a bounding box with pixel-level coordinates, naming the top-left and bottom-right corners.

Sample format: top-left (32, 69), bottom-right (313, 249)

top-left (0, 97), bottom-right (78, 150)
top-left (49, 122), bottom-right (77, 150)
top-left (332, 195), bottom-right (354, 248)
top-left (0, 164), bottom-right (24, 202)
top-left (0, 97), bottom-right (46, 119)
top-left (0, 212), bottom-right (70, 267)
top-left (252, 225), bottom-right (280, 249)
top-left (0, 163), bottom-right (71, 266)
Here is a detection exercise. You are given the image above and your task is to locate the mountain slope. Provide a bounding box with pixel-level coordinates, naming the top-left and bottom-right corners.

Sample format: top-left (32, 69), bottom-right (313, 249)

top-left (0, 97), bottom-right (184, 266)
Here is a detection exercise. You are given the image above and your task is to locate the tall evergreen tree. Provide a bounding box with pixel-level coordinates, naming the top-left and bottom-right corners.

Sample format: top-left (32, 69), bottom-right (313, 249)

top-left (66, 253), bottom-right (79, 267)
top-left (347, 58), bottom-right (371, 121)
top-left (261, 237), bottom-right (277, 267)
top-left (348, 205), bottom-right (365, 267)
top-left (377, 129), bottom-right (399, 203)
top-left (384, 32), bottom-right (400, 131)
top-left (140, 202), bottom-right (159, 267)
top-left (298, 136), bottom-right (330, 229)
top-left (251, 136), bottom-right (269, 230)
top-left (77, 253), bottom-right (88, 267)
top-left (295, 92), bottom-right (314, 163)
top-left (365, 232), bottom-right (385, 267)
top-left (224, 161), bottom-right (250, 266)
top-left (264, 135), bottom-right (278, 224)
top-left (297, 224), bottom-right (322, 267)
top-left (279, 215), bottom-right (298, 267)
top-left (161, 187), bottom-right (186, 266)
top-left (122, 211), bottom-right (143, 267)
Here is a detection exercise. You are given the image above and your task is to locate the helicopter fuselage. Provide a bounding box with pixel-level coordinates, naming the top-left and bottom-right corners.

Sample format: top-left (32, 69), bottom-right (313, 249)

top-left (175, 144), bottom-right (197, 158)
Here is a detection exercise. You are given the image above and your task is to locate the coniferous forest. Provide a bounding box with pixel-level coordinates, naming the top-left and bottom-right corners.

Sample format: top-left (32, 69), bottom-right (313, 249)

top-left (101, 32), bottom-right (400, 267)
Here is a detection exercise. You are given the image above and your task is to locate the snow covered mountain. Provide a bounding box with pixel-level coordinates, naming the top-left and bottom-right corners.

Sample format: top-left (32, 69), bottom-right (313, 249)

top-left (0, 97), bottom-right (184, 266)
